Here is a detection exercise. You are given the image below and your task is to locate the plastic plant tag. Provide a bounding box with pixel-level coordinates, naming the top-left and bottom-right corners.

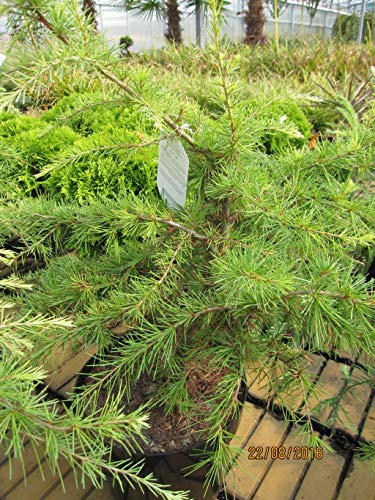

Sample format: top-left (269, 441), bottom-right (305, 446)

top-left (157, 137), bottom-right (189, 209)
top-left (0, 54), bottom-right (6, 67)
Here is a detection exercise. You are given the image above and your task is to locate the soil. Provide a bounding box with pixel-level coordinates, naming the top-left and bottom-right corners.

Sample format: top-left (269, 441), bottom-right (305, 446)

top-left (81, 363), bottom-right (245, 456)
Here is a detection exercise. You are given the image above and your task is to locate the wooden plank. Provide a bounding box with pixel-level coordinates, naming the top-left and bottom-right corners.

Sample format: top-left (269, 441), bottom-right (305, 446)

top-left (225, 412), bottom-right (287, 500)
top-left (246, 367), bottom-right (283, 401)
top-left (295, 439), bottom-right (346, 500)
top-left (247, 355), bottom-right (324, 411)
top-left (337, 456), bottom-right (375, 500)
top-left (4, 457), bottom-right (72, 499)
top-left (302, 361), bottom-right (346, 423)
top-left (0, 442), bottom-right (46, 496)
top-left (41, 469), bottom-right (93, 500)
top-left (273, 355), bottom-right (324, 411)
top-left (57, 376), bottom-right (78, 398)
top-left (253, 429), bottom-right (316, 500)
top-left (222, 404), bottom-right (265, 500)
top-left (228, 402), bottom-right (265, 450)
top-left (44, 344), bottom-right (98, 392)
top-left (360, 396), bottom-right (375, 443)
top-left (335, 368), bottom-right (372, 438)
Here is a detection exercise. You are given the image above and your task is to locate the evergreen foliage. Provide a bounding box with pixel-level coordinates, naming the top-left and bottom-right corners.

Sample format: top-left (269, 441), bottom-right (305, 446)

top-left (0, 0), bottom-right (374, 496)
top-left (0, 94), bottom-right (158, 201)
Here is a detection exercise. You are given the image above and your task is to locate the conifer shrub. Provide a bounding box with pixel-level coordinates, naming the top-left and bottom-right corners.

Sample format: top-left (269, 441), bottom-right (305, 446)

top-left (43, 92), bottom-right (153, 136)
top-left (0, 1), bottom-right (374, 496)
top-left (43, 130), bottom-right (158, 203)
top-left (0, 113), bottom-right (45, 137)
top-left (247, 98), bottom-right (312, 153)
top-left (0, 96), bottom-right (158, 201)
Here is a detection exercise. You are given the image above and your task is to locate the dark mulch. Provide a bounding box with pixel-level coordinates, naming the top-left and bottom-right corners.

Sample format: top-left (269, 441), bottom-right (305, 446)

top-left (81, 362), bottom-right (242, 456)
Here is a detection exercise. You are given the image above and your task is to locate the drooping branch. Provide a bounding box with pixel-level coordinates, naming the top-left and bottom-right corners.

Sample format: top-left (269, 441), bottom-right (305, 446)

top-left (137, 215), bottom-right (209, 241)
top-left (96, 68), bottom-right (214, 159)
top-left (7, 7), bottom-right (214, 162)
top-left (34, 9), bottom-right (68, 44)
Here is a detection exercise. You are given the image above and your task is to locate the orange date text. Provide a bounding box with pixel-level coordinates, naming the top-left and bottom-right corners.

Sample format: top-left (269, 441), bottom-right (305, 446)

top-left (247, 446), bottom-right (324, 461)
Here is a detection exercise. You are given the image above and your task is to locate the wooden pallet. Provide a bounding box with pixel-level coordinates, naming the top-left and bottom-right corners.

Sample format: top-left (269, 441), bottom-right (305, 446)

top-left (0, 349), bottom-right (374, 499)
top-left (226, 353), bottom-right (375, 500)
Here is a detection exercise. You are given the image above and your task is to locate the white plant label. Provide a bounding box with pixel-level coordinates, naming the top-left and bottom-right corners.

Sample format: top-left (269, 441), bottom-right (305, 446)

top-left (0, 54), bottom-right (6, 67)
top-left (157, 137), bottom-right (189, 209)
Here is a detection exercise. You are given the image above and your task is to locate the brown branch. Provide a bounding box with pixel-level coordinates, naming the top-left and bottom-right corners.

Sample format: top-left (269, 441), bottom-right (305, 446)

top-left (35, 10), bottom-right (68, 45)
top-left (0, 397), bottom-right (73, 432)
top-left (98, 68), bottom-right (214, 160)
top-left (137, 215), bottom-right (208, 241)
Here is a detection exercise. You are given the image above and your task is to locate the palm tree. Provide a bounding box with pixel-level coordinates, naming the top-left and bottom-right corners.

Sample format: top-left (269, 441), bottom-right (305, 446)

top-left (109, 0), bottom-right (228, 46)
top-left (164, 0), bottom-right (182, 43)
top-left (243, 0), bottom-right (266, 45)
top-left (108, 0), bottom-right (182, 44)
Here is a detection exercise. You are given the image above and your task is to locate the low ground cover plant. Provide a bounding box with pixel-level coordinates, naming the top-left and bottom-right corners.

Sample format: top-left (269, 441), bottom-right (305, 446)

top-left (0, 1), bottom-right (374, 497)
top-left (0, 94), bottom-right (157, 201)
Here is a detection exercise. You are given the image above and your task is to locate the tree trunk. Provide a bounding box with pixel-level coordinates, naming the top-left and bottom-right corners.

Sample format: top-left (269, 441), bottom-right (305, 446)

top-left (82, 0), bottom-right (98, 30)
top-left (165, 0), bottom-right (182, 44)
top-left (244, 0), bottom-right (266, 45)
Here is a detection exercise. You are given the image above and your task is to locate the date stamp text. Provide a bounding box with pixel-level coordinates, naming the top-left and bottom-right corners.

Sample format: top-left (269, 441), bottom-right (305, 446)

top-left (248, 446), bottom-right (324, 461)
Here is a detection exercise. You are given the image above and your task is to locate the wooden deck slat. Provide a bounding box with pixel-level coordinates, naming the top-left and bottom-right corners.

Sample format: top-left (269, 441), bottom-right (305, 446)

top-left (246, 367), bottom-right (283, 401)
top-left (335, 367), bottom-right (372, 438)
top-left (228, 402), bottom-right (265, 450)
top-left (302, 361), bottom-right (346, 422)
top-left (0, 442), bottom-right (46, 496)
top-left (359, 395), bottom-right (375, 443)
top-left (272, 354), bottom-right (324, 411)
top-left (253, 429), bottom-right (318, 500)
top-left (4, 457), bottom-right (72, 499)
top-left (41, 469), bottom-right (93, 500)
top-left (295, 438), bottom-right (346, 500)
top-left (225, 412), bottom-right (288, 499)
top-left (44, 344), bottom-right (98, 392)
top-left (40, 469), bottom-right (75, 500)
top-left (337, 456), bottom-right (375, 499)
top-left (57, 376), bottom-right (79, 398)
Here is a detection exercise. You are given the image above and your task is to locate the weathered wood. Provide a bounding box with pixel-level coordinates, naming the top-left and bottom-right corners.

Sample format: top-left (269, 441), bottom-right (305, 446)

top-left (43, 344), bottom-right (98, 392)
